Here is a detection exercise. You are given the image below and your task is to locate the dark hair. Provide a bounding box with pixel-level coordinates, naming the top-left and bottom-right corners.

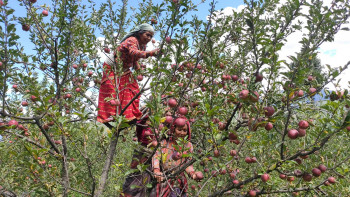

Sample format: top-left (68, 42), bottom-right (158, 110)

top-left (134, 30), bottom-right (147, 39)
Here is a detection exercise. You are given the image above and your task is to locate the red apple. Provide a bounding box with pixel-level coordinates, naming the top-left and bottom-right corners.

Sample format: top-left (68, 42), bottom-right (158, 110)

top-left (255, 73), bottom-right (263, 82)
top-left (75, 88), bottom-right (81, 92)
top-left (232, 180), bottom-right (239, 185)
top-left (137, 75), bottom-right (143, 81)
top-left (261, 173), bottom-right (270, 182)
top-left (195, 171), bottom-right (204, 180)
top-left (230, 149), bottom-right (237, 156)
top-left (264, 106), bottom-right (275, 117)
top-left (248, 190), bottom-right (256, 197)
top-left (109, 99), bottom-right (120, 106)
top-left (287, 176), bottom-right (295, 182)
top-left (231, 75), bottom-right (239, 82)
top-left (190, 185), bottom-right (196, 190)
top-left (309, 87), bottom-right (316, 94)
top-left (346, 126), bottom-right (350, 131)
top-left (288, 129), bottom-right (299, 139)
top-left (151, 18), bottom-right (157, 24)
top-left (104, 47), bottom-right (110, 53)
top-left (151, 140), bottom-right (158, 147)
top-left (327, 177), bottom-right (336, 184)
top-left (165, 36), bottom-right (171, 43)
top-left (294, 158), bottom-right (302, 165)
top-left (172, 151), bottom-right (182, 160)
top-left (324, 181), bottom-right (330, 186)
top-left (302, 173), bottom-right (312, 182)
top-left (8, 120), bottom-right (18, 128)
top-left (178, 106), bottom-right (188, 115)
top-left (22, 101), bottom-right (28, 106)
top-left (230, 172), bottom-right (236, 179)
top-left (175, 118), bottom-right (186, 127)
top-left (239, 89), bottom-right (249, 99)
top-left (88, 71), bottom-right (93, 77)
top-left (279, 173), bottom-right (287, 179)
top-left (245, 157), bottom-right (252, 163)
top-left (72, 64), bottom-right (78, 69)
top-left (29, 0), bottom-right (37, 3)
top-left (312, 168), bottom-right (321, 177)
top-left (249, 91), bottom-right (259, 102)
top-left (298, 128), bottom-right (306, 137)
top-left (214, 149), bottom-right (220, 157)
top-left (251, 157), bottom-right (257, 163)
top-left (296, 90), bottom-right (304, 97)
top-left (308, 75), bottom-right (313, 81)
top-left (265, 122), bottom-right (273, 131)
top-left (65, 94), bottom-right (71, 99)
top-left (22, 24), bottom-right (30, 31)
top-left (318, 164), bottom-right (327, 172)
top-left (228, 132), bottom-right (237, 140)
top-left (42, 10), bottom-right (48, 16)
top-left (0, 0), bottom-right (3, 6)
top-left (165, 116), bottom-right (173, 124)
top-left (12, 84), bottom-right (18, 89)
top-left (298, 120), bottom-right (309, 129)
top-left (218, 122), bottom-right (226, 130)
top-left (168, 98), bottom-right (177, 108)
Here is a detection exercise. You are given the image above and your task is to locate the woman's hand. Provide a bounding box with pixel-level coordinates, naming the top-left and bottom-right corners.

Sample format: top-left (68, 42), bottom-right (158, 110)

top-left (154, 170), bottom-right (164, 182)
top-left (147, 48), bottom-right (161, 57)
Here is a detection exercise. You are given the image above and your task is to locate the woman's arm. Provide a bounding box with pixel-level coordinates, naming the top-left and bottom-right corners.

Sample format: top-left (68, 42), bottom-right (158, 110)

top-left (123, 37), bottom-right (159, 59)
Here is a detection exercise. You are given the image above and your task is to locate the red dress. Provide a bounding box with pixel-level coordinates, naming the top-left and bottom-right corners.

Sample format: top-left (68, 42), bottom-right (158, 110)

top-left (97, 37), bottom-right (147, 123)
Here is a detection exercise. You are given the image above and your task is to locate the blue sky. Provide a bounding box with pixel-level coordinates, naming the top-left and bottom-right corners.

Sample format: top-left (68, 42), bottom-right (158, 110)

top-left (3, 0), bottom-right (244, 55)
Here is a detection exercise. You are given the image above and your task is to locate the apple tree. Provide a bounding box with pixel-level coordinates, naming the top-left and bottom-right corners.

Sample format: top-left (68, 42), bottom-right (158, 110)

top-left (1, 0), bottom-right (350, 196)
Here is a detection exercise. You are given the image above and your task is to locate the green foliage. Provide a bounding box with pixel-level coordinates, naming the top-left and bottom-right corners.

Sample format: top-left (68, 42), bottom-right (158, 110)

top-left (1, 0), bottom-right (350, 196)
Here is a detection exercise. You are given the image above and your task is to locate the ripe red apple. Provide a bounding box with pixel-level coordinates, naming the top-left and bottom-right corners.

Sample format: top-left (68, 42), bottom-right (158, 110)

top-left (190, 185), bottom-right (196, 190)
top-left (265, 122), bottom-right (273, 131)
top-left (231, 75), bottom-right (239, 81)
top-left (178, 106), bottom-right (188, 115)
top-left (328, 177), bottom-right (336, 184)
top-left (249, 91), bottom-right (259, 102)
top-left (150, 18), bottom-right (157, 24)
top-left (302, 173), bottom-right (312, 182)
top-left (298, 128), bottom-right (306, 137)
top-left (172, 0), bottom-right (178, 3)
top-left (230, 149), bottom-right (237, 156)
top-left (72, 64), bottom-right (78, 69)
top-left (88, 71), bottom-right (93, 77)
top-left (324, 181), bottom-right (331, 186)
top-left (229, 172), bottom-right (236, 179)
top-left (288, 129), bottom-right (299, 139)
top-left (137, 75), bottom-right (143, 81)
top-left (308, 75), bottom-right (313, 81)
top-left (248, 190), bottom-right (256, 197)
top-left (0, 62), bottom-right (2, 67)
top-left (220, 169), bottom-right (227, 175)
top-left (214, 149), bottom-right (220, 157)
top-left (168, 98), bottom-right (177, 108)
top-left (109, 99), bottom-right (120, 106)
top-left (0, 0), bottom-right (3, 6)
top-left (312, 168), bottom-right (321, 177)
top-left (261, 173), bottom-right (270, 182)
top-left (65, 94), bottom-right (71, 99)
top-left (245, 157), bottom-right (252, 163)
top-left (279, 173), bottom-right (287, 179)
top-left (255, 73), bottom-right (263, 82)
top-left (42, 10), bottom-right (48, 16)
top-left (296, 90), bottom-right (304, 97)
top-left (172, 151), bottom-right (182, 160)
top-left (318, 164), bottom-right (327, 172)
top-left (104, 47), bottom-right (110, 53)
top-left (218, 122), bottom-right (226, 130)
top-left (294, 158), bottom-right (302, 165)
top-left (309, 87), bottom-right (316, 94)
top-left (346, 126), bottom-right (350, 131)
top-left (204, 168), bottom-right (209, 173)
top-left (195, 171), bottom-right (204, 180)
top-left (165, 36), bottom-right (171, 44)
top-left (175, 118), bottom-right (186, 127)
top-left (239, 90), bottom-right (249, 99)
top-left (22, 24), bottom-right (30, 31)
top-left (12, 84), bottom-right (18, 89)
top-left (165, 116), bottom-right (173, 124)
top-left (232, 179), bottom-right (239, 185)
top-left (8, 119), bottom-right (18, 128)
top-left (298, 120), bottom-right (309, 129)
top-left (43, 124), bottom-right (50, 130)
top-left (228, 132), bottom-right (238, 140)
top-left (264, 106), bottom-right (275, 117)
top-left (287, 176), bottom-right (295, 182)
top-left (151, 140), bottom-right (158, 147)
top-left (29, 0), bottom-right (37, 3)
top-left (22, 101), bottom-right (28, 106)
top-left (251, 157), bottom-right (257, 163)
top-left (75, 88), bottom-right (81, 92)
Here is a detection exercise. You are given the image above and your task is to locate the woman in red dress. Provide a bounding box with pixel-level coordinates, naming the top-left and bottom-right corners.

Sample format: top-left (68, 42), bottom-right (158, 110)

top-left (97, 23), bottom-right (159, 123)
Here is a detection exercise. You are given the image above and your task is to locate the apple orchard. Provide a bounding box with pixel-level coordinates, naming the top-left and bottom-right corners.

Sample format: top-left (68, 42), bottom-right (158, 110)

top-left (1, 0), bottom-right (350, 196)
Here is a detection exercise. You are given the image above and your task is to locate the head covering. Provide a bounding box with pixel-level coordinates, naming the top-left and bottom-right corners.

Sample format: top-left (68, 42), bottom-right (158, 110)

top-left (119, 23), bottom-right (155, 43)
top-left (169, 117), bottom-right (191, 141)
